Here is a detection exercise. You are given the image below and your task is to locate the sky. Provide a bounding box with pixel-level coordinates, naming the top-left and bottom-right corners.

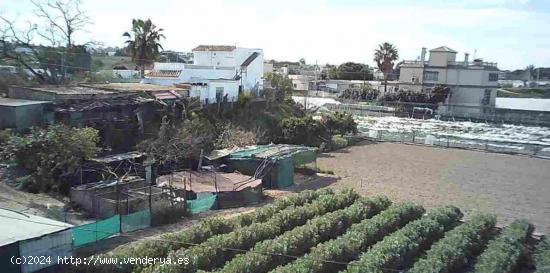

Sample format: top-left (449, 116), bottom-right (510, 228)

top-left (1, 0), bottom-right (550, 70)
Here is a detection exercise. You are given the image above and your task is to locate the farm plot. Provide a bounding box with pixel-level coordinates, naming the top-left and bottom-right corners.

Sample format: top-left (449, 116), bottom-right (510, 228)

top-left (75, 189), bottom-right (546, 273)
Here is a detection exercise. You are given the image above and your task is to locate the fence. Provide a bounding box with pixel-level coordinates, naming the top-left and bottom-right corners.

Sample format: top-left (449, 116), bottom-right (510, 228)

top-left (326, 100), bottom-right (550, 126)
top-left (361, 129), bottom-right (550, 158)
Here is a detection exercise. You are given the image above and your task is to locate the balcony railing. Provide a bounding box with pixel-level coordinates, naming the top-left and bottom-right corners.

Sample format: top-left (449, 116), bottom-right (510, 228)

top-left (449, 61), bottom-right (498, 67)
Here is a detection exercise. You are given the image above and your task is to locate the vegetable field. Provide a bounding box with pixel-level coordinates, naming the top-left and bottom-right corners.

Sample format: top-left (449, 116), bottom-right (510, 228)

top-left (76, 189), bottom-right (548, 273)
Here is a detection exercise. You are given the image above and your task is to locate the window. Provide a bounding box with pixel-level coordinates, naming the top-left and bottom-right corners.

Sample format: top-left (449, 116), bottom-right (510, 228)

top-left (489, 73), bottom-right (498, 82)
top-left (424, 71), bottom-right (439, 81)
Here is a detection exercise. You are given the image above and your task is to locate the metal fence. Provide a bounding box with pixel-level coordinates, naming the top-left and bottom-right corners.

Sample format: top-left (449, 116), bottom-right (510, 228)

top-left (361, 129), bottom-right (550, 158)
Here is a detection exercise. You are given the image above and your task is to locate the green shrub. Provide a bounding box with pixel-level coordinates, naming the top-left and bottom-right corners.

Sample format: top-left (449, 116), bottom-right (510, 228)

top-left (142, 189), bottom-right (359, 273)
top-left (0, 129), bottom-right (11, 145)
top-left (473, 219), bottom-right (533, 273)
top-left (330, 135), bottom-right (349, 150)
top-left (342, 206), bottom-right (463, 273)
top-left (535, 238), bottom-right (550, 273)
top-left (0, 125), bottom-right (99, 194)
top-left (272, 202), bottom-right (425, 273)
top-left (409, 213), bottom-right (497, 273)
top-left (218, 196), bottom-right (391, 273)
top-left (321, 111), bottom-right (358, 135)
top-left (76, 188), bottom-right (333, 273)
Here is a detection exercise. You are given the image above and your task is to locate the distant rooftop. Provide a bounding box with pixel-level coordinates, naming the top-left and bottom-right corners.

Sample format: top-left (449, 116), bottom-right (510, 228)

top-left (80, 83), bottom-right (187, 92)
top-left (430, 46), bottom-right (457, 53)
top-left (0, 97), bottom-right (51, 107)
top-left (192, 45), bottom-right (236, 52)
top-left (0, 208), bottom-right (72, 246)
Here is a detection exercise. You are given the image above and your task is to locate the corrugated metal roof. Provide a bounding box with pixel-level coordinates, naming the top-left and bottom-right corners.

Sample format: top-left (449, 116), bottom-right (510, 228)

top-left (0, 208), bottom-right (72, 246)
top-left (145, 70), bottom-right (182, 78)
top-left (0, 98), bottom-right (51, 107)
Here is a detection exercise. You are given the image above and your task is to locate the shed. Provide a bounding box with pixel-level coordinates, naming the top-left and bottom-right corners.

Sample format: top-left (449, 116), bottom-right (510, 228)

top-left (0, 98), bottom-right (51, 131)
top-left (0, 209), bottom-right (72, 273)
top-left (227, 144), bottom-right (318, 188)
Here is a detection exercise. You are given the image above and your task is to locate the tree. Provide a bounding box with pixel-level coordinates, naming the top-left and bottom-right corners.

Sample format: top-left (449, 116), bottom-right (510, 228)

top-left (0, 0), bottom-right (91, 83)
top-left (123, 19), bottom-right (165, 78)
top-left (265, 72), bottom-right (293, 103)
top-left (138, 115), bottom-right (216, 169)
top-left (374, 42), bottom-right (399, 93)
top-left (526, 64), bottom-right (535, 81)
top-left (0, 125), bottom-right (99, 194)
top-left (336, 62), bottom-right (373, 80)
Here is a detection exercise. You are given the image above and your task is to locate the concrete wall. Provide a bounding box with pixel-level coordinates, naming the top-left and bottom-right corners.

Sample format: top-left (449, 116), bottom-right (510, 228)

top-left (428, 51), bottom-right (456, 67)
top-left (0, 106), bottom-right (16, 129)
top-left (399, 66), bottom-right (424, 84)
top-left (0, 104), bottom-right (47, 131)
top-left (447, 86), bottom-right (496, 107)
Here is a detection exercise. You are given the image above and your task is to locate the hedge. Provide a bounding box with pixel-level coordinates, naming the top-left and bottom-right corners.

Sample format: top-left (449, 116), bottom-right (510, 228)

top-left (272, 202), bottom-right (425, 273)
top-left (473, 219), bottom-right (533, 273)
top-left (142, 189), bottom-right (359, 273)
top-left (216, 196), bottom-right (391, 273)
top-left (409, 213), bottom-right (497, 273)
top-left (341, 205), bottom-right (463, 273)
top-left (75, 188), bottom-right (332, 273)
top-left (535, 238), bottom-right (550, 273)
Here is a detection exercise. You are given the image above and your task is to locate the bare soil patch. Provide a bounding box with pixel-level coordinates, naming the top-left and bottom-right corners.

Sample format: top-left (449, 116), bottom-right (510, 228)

top-left (316, 142), bottom-right (550, 234)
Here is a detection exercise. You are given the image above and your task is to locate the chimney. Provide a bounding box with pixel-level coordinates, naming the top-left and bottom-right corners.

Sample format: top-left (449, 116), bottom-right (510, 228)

top-left (420, 47), bottom-right (427, 63)
top-left (464, 52), bottom-right (470, 67)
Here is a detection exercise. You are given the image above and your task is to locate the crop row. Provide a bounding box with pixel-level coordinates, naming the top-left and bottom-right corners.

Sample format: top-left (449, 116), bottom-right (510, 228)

top-left (271, 202), bottom-right (425, 273)
top-left (142, 189), bottom-right (360, 273)
top-left (473, 219), bottom-right (533, 273)
top-left (535, 238), bottom-right (550, 273)
top-left (341, 205), bottom-right (463, 273)
top-left (408, 213), bottom-right (497, 273)
top-left (77, 188), bottom-right (332, 273)
top-left (215, 196), bottom-right (392, 273)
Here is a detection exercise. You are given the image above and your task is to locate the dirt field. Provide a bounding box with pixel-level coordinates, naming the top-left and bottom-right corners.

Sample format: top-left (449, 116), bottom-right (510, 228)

top-left (316, 142), bottom-right (550, 235)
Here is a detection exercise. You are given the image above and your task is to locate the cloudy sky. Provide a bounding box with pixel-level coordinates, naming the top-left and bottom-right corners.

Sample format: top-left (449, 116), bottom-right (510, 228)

top-left (1, 0), bottom-right (549, 70)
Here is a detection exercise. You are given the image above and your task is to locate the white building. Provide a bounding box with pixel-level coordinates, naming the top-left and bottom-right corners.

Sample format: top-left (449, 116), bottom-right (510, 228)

top-left (288, 75), bottom-right (313, 91)
top-left (398, 46), bottom-right (500, 108)
top-left (145, 45), bottom-right (263, 103)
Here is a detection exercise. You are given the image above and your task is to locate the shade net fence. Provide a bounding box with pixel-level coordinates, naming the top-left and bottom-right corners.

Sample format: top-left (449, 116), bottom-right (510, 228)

top-left (361, 129), bottom-right (550, 158)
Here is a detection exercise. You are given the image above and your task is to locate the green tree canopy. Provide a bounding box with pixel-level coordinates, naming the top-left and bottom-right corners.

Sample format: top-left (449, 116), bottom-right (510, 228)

top-left (123, 18), bottom-right (165, 78)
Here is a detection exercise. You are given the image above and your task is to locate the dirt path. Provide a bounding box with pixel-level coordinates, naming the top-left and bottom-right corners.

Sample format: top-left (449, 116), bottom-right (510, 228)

top-left (316, 142), bottom-right (550, 234)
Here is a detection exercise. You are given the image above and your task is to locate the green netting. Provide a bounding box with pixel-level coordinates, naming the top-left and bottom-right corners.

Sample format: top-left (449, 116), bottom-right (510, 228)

top-left (121, 209), bottom-right (151, 233)
top-left (72, 215), bottom-right (120, 247)
top-left (276, 156), bottom-right (294, 188)
top-left (187, 194), bottom-right (217, 214)
top-left (230, 145), bottom-right (275, 158)
top-left (293, 149), bottom-right (317, 166)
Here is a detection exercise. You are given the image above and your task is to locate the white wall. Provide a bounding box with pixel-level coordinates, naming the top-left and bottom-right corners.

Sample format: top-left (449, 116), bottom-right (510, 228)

top-left (448, 86), bottom-right (496, 106)
top-left (399, 66), bottom-right (424, 84)
top-left (193, 50), bottom-right (235, 67)
top-left (428, 52), bottom-right (456, 67)
top-left (190, 80), bottom-right (239, 103)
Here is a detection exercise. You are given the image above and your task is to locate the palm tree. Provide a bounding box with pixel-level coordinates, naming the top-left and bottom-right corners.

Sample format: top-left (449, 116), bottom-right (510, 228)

top-left (374, 42), bottom-right (399, 93)
top-left (123, 19), bottom-right (165, 78)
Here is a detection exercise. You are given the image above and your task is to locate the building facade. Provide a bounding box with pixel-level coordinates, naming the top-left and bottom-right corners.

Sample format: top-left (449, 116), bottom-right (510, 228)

top-left (398, 46), bottom-right (500, 107)
top-left (145, 45), bottom-right (264, 103)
